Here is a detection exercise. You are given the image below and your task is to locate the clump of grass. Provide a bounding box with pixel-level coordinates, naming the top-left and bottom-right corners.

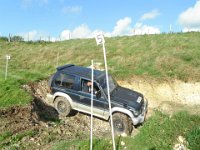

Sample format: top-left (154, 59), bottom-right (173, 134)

top-left (0, 78), bottom-right (32, 108)
top-left (52, 138), bottom-right (113, 150)
top-left (0, 130), bottom-right (38, 149)
top-left (186, 127), bottom-right (200, 150)
top-left (124, 111), bottom-right (200, 150)
top-left (11, 130), bottom-right (37, 143)
top-left (0, 131), bottom-right (12, 142)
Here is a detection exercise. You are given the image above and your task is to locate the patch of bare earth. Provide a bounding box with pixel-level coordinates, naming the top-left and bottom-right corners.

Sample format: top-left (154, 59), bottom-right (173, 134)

top-left (0, 81), bottom-right (110, 150)
top-left (118, 77), bottom-right (200, 115)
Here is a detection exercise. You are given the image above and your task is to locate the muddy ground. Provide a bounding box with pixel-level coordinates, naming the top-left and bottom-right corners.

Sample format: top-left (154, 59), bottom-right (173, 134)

top-left (0, 81), bottom-right (111, 150)
top-left (0, 79), bottom-right (200, 150)
top-left (0, 101), bottom-right (111, 150)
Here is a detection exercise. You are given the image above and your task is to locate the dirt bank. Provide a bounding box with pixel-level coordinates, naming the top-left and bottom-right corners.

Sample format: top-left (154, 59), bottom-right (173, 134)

top-left (118, 77), bottom-right (200, 114)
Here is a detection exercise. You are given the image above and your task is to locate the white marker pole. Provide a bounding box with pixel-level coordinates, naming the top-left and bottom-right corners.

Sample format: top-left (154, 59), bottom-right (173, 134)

top-left (95, 33), bottom-right (116, 150)
top-left (170, 24), bottom-right (172, 33)
top-left (90, 60), bottom-right (94, 150)
top-left (5, 55), bottom-right (10, 80)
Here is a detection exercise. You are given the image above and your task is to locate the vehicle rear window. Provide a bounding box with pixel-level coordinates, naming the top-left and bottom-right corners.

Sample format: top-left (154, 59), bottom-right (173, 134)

top-left (54, 73), bottom-right (75, 89)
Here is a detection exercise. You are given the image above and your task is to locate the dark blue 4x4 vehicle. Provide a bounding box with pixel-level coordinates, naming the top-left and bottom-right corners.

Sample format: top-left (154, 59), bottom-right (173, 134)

top-left (47, 64), bottom-right (148, 135)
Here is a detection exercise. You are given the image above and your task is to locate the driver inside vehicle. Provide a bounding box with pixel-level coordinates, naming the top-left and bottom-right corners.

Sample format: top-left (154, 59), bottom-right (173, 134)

top-left (83, 80), bottom-right (99, 94)
top-left (86, 81), bottom-right (92, 93)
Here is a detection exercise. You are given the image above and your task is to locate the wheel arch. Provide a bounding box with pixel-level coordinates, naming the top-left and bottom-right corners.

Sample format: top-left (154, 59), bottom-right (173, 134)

top-left (53, 92), bottom-right (73, 107)
top-left (111, 107), bottom-right (134, 124)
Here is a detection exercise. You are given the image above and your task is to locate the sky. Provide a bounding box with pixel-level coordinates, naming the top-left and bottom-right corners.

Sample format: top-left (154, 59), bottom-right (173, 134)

top-left (0, 0), bottom-right (200, 41)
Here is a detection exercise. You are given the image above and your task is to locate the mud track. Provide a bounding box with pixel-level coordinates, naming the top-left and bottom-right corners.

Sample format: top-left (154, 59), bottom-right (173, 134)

top-left (0, 81), bottom-right (111, 150)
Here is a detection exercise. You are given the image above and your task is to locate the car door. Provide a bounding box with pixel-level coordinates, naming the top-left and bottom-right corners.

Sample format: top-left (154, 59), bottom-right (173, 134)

top-left (76, 79), bottom-right (108, 118)
top-left (52, 72), bottom-right (80, 106)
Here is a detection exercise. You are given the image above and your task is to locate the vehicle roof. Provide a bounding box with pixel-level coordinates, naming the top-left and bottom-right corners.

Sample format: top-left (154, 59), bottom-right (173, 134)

top-left (56, 64), bottom-right (105, 80)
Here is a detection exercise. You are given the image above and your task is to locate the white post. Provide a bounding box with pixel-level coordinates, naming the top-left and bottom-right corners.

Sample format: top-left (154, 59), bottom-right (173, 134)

top-left (8, 33), bottom-right (11, 42)
top-left (90, 60), bottom-right (94, 150)
top-left (102, 42), bottom-right (116, 150)
top-left (95, 33), bottom-right (116, 150)
top-left (170, 24), bottom-right (172, 33)
top-left (5, 55), bottom-right (10, 80)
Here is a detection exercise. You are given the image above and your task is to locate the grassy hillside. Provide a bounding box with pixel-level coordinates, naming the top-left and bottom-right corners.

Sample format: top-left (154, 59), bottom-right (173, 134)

top-left (0, 32), bottom-right (200, 108)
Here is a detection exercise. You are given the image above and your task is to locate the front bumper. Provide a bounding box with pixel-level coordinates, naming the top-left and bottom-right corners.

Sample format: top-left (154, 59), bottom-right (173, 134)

top-left (131, 98), bottom-right (148, 125)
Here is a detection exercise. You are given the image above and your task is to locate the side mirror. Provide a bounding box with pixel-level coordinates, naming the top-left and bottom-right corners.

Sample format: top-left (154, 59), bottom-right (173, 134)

top-left (96, 90), bottom-right (101, 99)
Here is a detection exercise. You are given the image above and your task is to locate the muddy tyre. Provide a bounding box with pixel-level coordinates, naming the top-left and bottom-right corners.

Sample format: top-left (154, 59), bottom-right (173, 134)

top-left (54, 97), bottom-right (71, 116)
top-left (112, 113), bottom-right (133, 136)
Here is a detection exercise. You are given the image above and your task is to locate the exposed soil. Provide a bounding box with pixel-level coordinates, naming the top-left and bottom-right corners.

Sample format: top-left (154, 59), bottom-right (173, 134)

top-left (0, 78), bottom-right (200, 150)
top-left (118, 77), bottom-right (200, 115)
top-left (0, 80), bottom-right (111, 150)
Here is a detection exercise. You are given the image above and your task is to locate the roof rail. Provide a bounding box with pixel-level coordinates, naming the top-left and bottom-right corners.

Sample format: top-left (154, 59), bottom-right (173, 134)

top-left (56, 64), bottom-right (74, 70)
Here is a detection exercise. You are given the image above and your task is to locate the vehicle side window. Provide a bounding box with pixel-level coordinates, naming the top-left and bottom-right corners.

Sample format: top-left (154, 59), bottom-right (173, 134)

top-left (81, 79), bottom-right (100, 94)
top-left (54, 73), bottom-right (75, 89)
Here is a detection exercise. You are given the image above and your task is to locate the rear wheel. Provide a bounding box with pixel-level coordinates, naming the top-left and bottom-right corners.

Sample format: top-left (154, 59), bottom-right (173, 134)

top-left (112, 113), bottom-right (133, 136)
top-left (54, 97), bottom-right (71, 116)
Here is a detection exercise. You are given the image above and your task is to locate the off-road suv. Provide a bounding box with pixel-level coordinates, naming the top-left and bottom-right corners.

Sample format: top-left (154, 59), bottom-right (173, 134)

top-left (47, 64), bottom-right (148, 135)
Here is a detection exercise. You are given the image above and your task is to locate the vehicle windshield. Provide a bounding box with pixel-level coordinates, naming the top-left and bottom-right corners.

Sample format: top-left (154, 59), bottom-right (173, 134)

top-left (99, 75), bottom-right (118, 95)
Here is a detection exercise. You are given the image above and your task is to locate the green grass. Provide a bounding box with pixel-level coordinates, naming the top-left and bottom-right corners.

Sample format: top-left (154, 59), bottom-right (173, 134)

top-left (0, 78), bottom-right (32, 107)
top-left (10, 130), bottom-right (37, 143)
top-left (0, 131), bottom-right (12, 142)
top-left (124, 111), bottom-right (200, 150)
top-left (0, 32), bottom-right (200, 108)
top-left (52, 138), bottom-right (113, 150)
top-left (52, 111), bottom-right (200, 150)
top-left (0, 130), bottom-right (38, 149)
top-left (186, 127), bottom-right (200, 150)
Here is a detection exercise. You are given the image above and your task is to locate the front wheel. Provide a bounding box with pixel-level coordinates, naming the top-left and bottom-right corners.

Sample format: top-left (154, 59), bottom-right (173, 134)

top-left (54, 97), bottom-right (71, 116)
top-left (112, 113), bottom-right (133, 136)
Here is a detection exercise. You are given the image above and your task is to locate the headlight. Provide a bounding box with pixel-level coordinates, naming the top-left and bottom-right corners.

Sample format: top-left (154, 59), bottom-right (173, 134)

top-left (143, 97), bottom-right (148, 111)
